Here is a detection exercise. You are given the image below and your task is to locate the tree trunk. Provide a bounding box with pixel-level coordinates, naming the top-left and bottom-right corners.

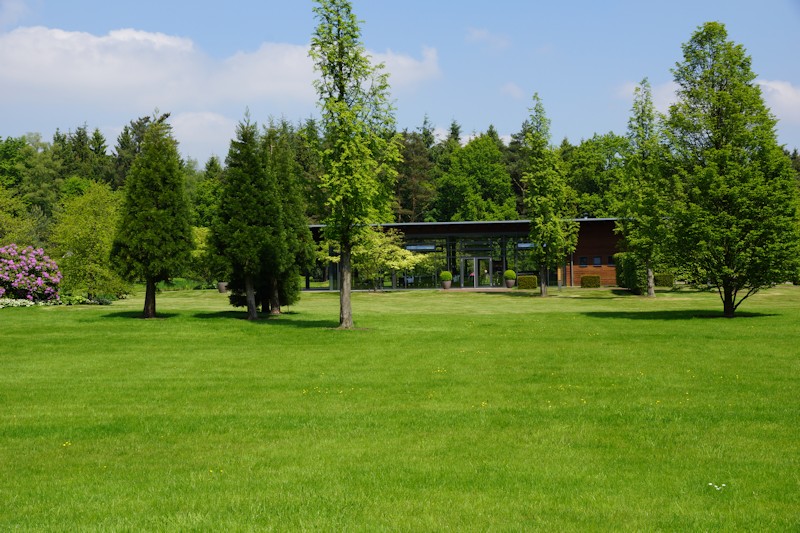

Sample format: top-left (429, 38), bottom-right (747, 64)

top-left (723, 284), bottom-right (736, 318)
top-left (143, 278), bottom-right (157, 318)
top-left (646, 261), bottom-right (656, 298)
top-left (539, 264), bottom-right (548, 297)
top-left (339, 246), bottom-right (354, 329)
top-left (269, 276), bottom-right (281, 316)
top-left (245, 275), bottom-right (258, 321)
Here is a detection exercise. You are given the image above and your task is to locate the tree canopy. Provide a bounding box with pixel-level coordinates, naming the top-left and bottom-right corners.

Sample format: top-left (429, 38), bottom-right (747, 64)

top-left (666, 22), bottom-right (800, 317)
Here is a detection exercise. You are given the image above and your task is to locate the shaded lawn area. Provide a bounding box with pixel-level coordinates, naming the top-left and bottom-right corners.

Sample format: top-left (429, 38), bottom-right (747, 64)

top-left (1, 286), bottom-right (798, 530)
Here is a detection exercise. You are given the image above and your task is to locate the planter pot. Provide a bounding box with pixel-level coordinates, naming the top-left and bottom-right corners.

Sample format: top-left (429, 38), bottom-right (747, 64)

top-left (217, 282), bottom-right (228, 293)
top-left (505, 279), bottom-right (516, 288)
top-left (441, 280), bottom-right (452, 290)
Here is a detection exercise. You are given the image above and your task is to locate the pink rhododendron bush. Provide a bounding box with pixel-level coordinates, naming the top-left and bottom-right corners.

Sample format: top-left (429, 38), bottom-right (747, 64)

top-left (0, 244), bottom-right (62, 303)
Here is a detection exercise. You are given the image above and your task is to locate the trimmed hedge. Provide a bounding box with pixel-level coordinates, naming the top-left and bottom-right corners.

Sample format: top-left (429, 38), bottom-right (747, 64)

top-left (517, 275), bottom-right (538, 290)
top-left (654, 273), bottom-right (674, 287)
top-left (439, 271), bottom-right (453, 282)
top-left (581, 275), bottom-right (601, 288)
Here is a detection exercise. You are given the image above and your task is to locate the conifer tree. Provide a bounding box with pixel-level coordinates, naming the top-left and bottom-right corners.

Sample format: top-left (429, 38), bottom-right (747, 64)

top-left (111, 115), bottom-right (193, 318)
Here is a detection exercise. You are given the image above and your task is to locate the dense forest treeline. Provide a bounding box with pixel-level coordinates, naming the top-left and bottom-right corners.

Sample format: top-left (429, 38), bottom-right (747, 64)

top-left (3, 115), bottom-right (798, 247)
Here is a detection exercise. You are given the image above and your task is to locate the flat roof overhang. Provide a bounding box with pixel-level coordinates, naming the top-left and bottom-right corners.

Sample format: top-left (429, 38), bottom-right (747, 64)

top-left (310, 218), bottom-right (617, 241)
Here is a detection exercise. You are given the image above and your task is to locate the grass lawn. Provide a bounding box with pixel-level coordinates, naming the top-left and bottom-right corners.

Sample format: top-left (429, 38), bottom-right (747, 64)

top-left (2, 285), bottom-right (799, 530)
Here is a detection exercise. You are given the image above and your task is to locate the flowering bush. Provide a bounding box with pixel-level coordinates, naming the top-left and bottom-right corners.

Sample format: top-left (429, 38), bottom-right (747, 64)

top-left (0, 244), bottom-right (62, 302)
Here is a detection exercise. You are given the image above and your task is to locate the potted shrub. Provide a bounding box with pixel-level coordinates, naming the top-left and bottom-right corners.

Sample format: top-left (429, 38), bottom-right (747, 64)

top-left (503, 269), bottom-right (517, 288)
top-left (440, 271), bottom-right (453, 289)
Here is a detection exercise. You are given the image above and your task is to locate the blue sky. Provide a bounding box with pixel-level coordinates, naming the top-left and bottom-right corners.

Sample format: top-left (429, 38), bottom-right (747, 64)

top-left (1, 0), bottom-right (799, 162)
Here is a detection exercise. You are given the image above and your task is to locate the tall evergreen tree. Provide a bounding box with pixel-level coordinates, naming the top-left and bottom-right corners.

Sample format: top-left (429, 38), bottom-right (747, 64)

top-left (261, 120), bottom-right (314, 314)
top-left (395, 122), bottom-right (436, 222)
top-left (667, 22), bottom-right (800, 317)
top-left (310, 0), bottom-right (401, 329)
top-left (523, 94), bottom-right (578, 296)
top-left (111, 115), bottom-right (193, 318)
top-left (211, 116), bottom-right (275, 320)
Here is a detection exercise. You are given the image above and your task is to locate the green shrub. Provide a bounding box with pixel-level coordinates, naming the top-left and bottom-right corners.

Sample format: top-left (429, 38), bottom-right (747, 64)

top-left (503, 269), bottom-right (516, 281)
top-left (614, 253), bottom-right (643, 294)
top-left (517, 275), bottom-right (538, 290)
top-left (581, 275), bottom-right (601, 288)
top-left (654, 273), bottom-right (675, 287)
top-left (439, 271), bottom-right (453, 282)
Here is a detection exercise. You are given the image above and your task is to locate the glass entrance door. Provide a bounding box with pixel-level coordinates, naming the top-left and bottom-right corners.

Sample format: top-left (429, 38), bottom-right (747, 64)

top-left (460, 257), bottom-right (493, 288)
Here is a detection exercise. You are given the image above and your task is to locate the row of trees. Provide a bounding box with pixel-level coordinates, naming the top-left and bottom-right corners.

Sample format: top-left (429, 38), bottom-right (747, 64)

top-left (1, 1), bottom-right (799, 321)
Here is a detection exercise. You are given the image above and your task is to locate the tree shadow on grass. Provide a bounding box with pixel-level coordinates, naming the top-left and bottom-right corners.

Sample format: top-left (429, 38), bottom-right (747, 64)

top-left (192, 310), bottom-right (339, 329)
top-left (102, 311), bottom-right (180, 320)
top-left (581, 310), bottom-right (776, 321)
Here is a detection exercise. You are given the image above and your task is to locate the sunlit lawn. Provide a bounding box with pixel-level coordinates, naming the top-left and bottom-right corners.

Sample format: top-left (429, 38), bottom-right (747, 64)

top-left (2, 285), bottom-right (798, 530)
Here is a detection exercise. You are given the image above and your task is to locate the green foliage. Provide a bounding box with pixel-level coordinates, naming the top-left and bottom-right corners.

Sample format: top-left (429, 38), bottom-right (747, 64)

top-left (350, 228), bottom-right (425, 291)
top-left (563, 132), bottom-right (628, 218)
top-left (439, 270), bottom-right (453, 282)
top-left (111, 115), bottom-right (194, 317)
top-left (0, 184), bottom-right (36, 246)
top-left (51, 182), bottom-right (129, 299)
top-left (211, 116), bottom-right (276, 319)
top-left (523, 94), bottom-right (579, 295)
top-left (310, 0), bottom-right (402, 327)
top-left (503, 269), bottom-right (516, 280)
top-left (614, 78), bottom-right (673, 298)
top-left (614, 252), bottom-right (644, 294)
top-left (517, 274), bottom-right (538, 289)
top-left (580, 274), bottom-right (601, 288)
top-left (654, 273), bottom-right (675, 287)
top-left (667, 22), bottom-right (800, 317)
top-left (395, 122), bottom-right (436, 222)
top-left (434, 132), bottom-right (518, 221)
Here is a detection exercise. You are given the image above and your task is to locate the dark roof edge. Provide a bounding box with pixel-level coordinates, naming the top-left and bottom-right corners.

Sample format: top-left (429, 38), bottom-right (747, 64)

top-left (309, 218), bottom-right (617, 229)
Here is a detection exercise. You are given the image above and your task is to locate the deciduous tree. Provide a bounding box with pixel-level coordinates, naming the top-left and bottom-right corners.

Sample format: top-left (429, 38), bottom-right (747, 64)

top-left (615, 79), bottom-right (673, 297)
top-left (523, 94), bottom-right (578, 296)
top-left (666, 22), bottom-right (800, 317)
top-left (51, 182), bottom-right (127, 299)
top-left (310, 0), bottom-right (401, 328)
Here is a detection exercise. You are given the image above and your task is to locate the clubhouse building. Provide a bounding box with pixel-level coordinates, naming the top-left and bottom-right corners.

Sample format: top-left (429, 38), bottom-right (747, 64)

top-left (310, 218), bottom-right (620, 290)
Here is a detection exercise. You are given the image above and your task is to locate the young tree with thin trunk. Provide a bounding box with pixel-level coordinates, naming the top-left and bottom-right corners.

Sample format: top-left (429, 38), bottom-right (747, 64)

top-left (310, 0), bottom-right (401, 329)
top-left (111, 115), bottom-right (193, 318)
top-left (615, 79), bottom-right (671, 298)
top-left (523, 94), bottom-right (578, 296)
top-left (667, 22), bottom-right (800, 317)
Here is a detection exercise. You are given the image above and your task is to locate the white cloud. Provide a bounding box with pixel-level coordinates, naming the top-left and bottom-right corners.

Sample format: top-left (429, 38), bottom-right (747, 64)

top-left (466, 27), bottom-right (511, 50)
top-left (373, 46), bottom-right (441, 88)
top-left (0, 25), bottom-right (441, 160)
top-left (171, 112), bottom-right (237, 161)
top-left (758, 79), bottom-right (800, 123)
top-left (0, 26), bottom-right (203, 107)
top-left (500, 82), bottom-right (525, 100)
top-left (0, 26), bottom-right (439, 108)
